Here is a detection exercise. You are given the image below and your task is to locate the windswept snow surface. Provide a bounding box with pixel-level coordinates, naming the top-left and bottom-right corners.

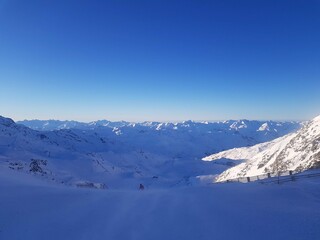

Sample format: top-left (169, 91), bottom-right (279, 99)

top-left (1, 167), bottom-right (320, 240)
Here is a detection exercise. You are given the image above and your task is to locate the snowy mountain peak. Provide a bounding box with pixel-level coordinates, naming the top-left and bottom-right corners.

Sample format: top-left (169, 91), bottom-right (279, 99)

top-left (229, 120), bottom-right (248, 130)
top-left (182, 120), bottom-right (194, 124)
top-left (0, 116), bottom-right (15, 127)
top-left (312, 115), bottom-right (320, 123)
top-left (257, 123), bottom-right (270, 131)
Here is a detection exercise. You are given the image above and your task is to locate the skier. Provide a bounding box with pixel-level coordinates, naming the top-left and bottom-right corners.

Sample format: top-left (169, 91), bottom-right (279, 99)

top-left (139, 183), bottom-right (145, 190)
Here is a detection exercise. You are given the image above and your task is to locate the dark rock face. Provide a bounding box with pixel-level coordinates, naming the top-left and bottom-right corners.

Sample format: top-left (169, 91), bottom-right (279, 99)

top-left (29, 159), bottom-right (47, 174)
top-left (76, 181), bottom-right (107, 189)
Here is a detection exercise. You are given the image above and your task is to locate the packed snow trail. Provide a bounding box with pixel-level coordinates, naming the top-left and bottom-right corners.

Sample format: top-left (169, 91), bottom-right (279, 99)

top-left (1, 168), bottom-right (320, 240)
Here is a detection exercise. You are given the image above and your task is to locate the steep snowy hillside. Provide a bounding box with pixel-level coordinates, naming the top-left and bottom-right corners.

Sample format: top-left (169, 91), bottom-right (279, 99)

top-left (202, 135), bottom-right (288, 162)
top-left (208, 115), bottom-right (320, 182)
top-left (0, 116), bottom-right (112, 187)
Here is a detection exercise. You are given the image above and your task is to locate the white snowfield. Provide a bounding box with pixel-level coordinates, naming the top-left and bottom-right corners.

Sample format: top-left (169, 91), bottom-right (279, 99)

top-left (205, 115), bottom-right (320, 182)
top-left (1, 167), bottom-right (320, 240)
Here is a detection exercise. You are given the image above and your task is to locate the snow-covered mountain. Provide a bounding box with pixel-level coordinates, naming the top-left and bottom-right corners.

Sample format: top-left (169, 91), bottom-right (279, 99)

top-left (205, 115), bottom-right (320, 182)
top-left (0, 115), bottom-right (301, 188)
top-left (17, 119), bottom-right (130, 131)
top-left (18, 119), bottom-right (300, 149)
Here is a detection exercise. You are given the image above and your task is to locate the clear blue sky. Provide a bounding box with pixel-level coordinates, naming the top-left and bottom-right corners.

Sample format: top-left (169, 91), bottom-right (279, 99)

top-left (0, 0), bottom-right (319, 122)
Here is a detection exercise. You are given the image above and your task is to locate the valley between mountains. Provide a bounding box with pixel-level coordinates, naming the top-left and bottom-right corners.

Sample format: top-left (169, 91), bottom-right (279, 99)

top-left (1, 115), bottom-right (320, 240)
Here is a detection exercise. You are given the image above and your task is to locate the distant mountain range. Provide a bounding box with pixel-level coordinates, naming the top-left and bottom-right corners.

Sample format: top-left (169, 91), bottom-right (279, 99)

top-left (204, 115), bottom-right (320, 182)
top-left (17, 118), bottom-right (301, 161)
top-left (18, 118), bottom-right (300, 144)
top-left (17, 119), bottom-right (130, 131)
top-left (0, 116), bottom-right (301, 188)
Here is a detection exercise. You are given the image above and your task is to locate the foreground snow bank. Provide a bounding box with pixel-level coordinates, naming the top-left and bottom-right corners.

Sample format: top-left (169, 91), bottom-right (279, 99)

top-left (0, 168), bottom-right (320, 240)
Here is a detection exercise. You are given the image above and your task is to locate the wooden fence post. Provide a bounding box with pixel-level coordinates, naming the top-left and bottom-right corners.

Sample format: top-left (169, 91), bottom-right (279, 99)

top-left (289, 171), bottom-right (295, 181)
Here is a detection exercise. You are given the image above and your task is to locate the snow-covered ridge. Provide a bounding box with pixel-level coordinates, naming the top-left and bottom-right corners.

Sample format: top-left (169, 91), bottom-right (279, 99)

top-left (18, 118), bottom-right (299, 132)
top-left (207, 115), bottom-right (320, 182)
top-left (1, 115), bottom-right (301, 188)
top-left (0, 116), bottom-right (15, 126)
top-left (16, 119), bottom-right (302, 156)
top-left (202, 137), bottom-right (284, 162)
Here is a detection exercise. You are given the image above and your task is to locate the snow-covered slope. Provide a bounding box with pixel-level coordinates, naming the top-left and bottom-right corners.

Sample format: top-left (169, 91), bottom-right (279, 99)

top-left (0, 116), bottom-right (223, 188)
top-left (0, 115), bottom-right (301, 188)
top-left (202, 135), bottom-right (288, 162)
top-left (207, 115), bottom-right (320, 182)
top-left (0, 116), bottom-right (319, 240)
top-left (1, 165), bottom-right (320, 240)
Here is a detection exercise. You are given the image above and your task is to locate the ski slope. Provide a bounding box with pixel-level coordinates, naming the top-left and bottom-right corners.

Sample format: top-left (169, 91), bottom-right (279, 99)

top-left (0, 167), bottom-right (320, 240)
